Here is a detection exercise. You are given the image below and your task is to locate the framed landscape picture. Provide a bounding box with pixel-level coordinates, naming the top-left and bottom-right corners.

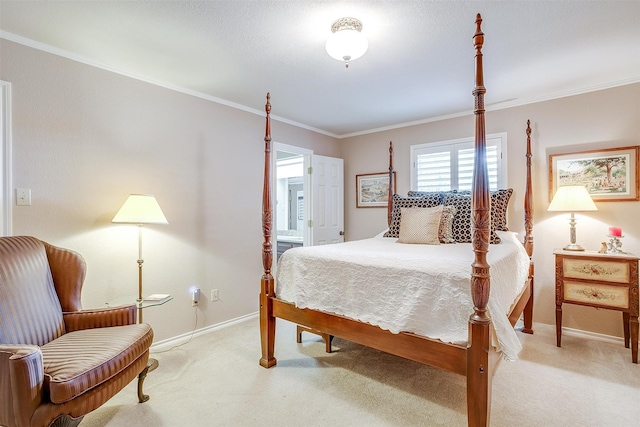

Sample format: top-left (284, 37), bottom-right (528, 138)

top-left (356, 171), bottom-right (396, 208)
top-left (549, 146), bottom-right (639, 202)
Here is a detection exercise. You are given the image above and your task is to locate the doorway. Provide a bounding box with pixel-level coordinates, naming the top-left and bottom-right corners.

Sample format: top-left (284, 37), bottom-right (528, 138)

top-left (273, 143), bottom-right (345, 259)
top-left (275, 143), bottom-right (311, 259)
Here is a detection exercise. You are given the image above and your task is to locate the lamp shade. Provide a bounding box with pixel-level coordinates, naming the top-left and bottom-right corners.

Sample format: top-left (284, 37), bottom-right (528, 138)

top-left (326, 17), bottom-right (368, 66)
top-left (548, 185), bottom-right (597, 212)
top-left (112, 194), bottom-right (168, 224)
top-left (326, 29), bottom-right (368, 61)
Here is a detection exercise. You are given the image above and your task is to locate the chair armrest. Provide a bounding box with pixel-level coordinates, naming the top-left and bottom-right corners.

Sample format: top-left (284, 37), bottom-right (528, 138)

top-left (63, 304), bottom-right (137, 332)
top-left (0, 345), bottom-right (44, 427)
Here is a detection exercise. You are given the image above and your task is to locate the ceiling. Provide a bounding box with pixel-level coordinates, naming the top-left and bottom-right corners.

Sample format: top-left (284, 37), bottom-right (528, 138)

top-left (1, 1), bottom-right (639, 138)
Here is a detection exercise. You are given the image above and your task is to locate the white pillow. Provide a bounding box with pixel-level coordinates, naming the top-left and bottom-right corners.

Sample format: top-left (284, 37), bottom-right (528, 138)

top-left (495, 230), bottom-right (520, 244)
top-left (397, 206), bottom-right (443, 244)
top-left (374, 229), bottom-right (390, 238)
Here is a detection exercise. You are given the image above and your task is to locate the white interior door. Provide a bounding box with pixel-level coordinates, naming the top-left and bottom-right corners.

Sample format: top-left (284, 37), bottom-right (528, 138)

top-left (311, 155), bottom-right (344, 245)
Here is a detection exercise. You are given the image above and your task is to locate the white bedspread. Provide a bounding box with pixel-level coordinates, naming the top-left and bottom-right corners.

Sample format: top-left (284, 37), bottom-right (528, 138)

top-left (275, 231), bottom-right (530, 361)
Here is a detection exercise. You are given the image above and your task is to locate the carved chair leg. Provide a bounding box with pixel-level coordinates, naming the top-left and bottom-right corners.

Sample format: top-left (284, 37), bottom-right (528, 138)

top-left (137, 364), bottom-right (151, 403)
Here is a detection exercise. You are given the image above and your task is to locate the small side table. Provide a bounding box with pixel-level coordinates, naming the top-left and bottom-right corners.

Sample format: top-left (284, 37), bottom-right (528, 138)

top-left (106, 293), bottom-right (173, 324)
top-left (136, 294), bottom-right (172, 402)
top-left (136, 294), bottom-right (172, 368)
top-left (107, 293), bottom-right (172, 400)
top-left (137, 294), bottom-right (173, 324)
top-left (554, 249), bottom-right (639, 363)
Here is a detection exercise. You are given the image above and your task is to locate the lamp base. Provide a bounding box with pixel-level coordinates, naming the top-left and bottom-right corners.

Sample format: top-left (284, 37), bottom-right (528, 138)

top-left (563, 243), bottom-right (585, 251)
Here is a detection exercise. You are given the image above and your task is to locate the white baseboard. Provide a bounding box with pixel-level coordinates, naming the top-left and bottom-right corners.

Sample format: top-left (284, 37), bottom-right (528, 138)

top-left (151, 311), bottom-right (258, 350)
top-left (560, 325), bottom-right (624, 345)
top-left (150, 316), bottom-right (625, 351)
top-left (518, 320), bottom-right (625, 345)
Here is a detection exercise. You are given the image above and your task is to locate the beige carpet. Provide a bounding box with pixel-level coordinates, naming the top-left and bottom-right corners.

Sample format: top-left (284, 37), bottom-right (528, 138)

top-left (82, 318), bottom-right (640, 426)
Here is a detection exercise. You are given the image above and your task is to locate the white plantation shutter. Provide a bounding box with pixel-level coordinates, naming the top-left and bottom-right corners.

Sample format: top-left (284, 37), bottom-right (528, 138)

top-left (415, 151), bottom-right (451, 191)
top-left (411, 134), bottom-right (505, 192)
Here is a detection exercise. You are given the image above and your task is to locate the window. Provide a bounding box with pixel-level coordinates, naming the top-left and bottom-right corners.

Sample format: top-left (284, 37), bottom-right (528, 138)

top-left (410, 133), bottom-right (507, 192)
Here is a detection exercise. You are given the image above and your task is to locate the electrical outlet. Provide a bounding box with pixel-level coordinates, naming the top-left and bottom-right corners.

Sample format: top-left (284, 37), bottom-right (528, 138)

top-left (192, 288), bottom-right (201, 306)
top-left (211, 289), bottom-right (219, 302)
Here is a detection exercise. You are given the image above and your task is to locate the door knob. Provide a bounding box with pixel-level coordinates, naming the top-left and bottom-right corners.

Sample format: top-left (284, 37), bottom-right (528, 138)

top-left (339, 231), bottom-right (345, 236)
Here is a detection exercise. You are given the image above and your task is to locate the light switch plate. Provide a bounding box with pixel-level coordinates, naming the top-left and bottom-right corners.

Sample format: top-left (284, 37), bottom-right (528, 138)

top-left (16, 189), bottom-right (31, 206)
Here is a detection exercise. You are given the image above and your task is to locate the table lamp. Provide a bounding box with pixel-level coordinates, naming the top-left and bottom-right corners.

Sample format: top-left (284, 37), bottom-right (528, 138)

top-left (548, 185), bottom-right (597, 251)
top-left (112, 194), bottom-right (168, 322)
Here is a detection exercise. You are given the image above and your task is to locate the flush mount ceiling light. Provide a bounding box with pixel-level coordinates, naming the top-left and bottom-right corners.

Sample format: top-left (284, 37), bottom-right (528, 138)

top-left (325, 17), bottom-right (368, 68)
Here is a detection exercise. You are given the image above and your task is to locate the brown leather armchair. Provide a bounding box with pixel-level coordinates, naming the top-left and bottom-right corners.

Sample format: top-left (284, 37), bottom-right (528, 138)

top-left (0, 236), bottom-right (154, 427)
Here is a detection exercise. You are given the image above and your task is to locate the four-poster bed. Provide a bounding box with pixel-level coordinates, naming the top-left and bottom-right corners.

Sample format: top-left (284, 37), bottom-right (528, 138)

top-left (259, 14), bottom-right (534, 426)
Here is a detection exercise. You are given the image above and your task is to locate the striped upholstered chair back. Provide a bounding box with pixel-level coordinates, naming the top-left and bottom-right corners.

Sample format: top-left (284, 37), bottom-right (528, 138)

top-left (0, 236), bottom-right (67, 346)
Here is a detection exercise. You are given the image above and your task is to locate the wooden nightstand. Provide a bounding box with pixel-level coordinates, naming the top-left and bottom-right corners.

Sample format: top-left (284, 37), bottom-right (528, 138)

top-left (555, 249), bottom-right (639, 363)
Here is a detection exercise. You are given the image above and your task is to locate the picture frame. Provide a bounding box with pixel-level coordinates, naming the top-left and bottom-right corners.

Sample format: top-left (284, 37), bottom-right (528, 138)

top-left (356, 171), bottom-right (396, 208)
top-left (549, 146), bottom-right (639, 202)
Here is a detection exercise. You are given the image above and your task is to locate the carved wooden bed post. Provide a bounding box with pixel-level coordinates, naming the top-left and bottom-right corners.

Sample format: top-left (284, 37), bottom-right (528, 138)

top-left (467, 14), bottom-right (492, 427)
top-left (387, 141), bottom-right (394, 227)
top-left (522, 120), bottom-right (535, 334)
top-left (259, 93), bottom-right (277, 368)
top-left (257, 15), bottom-right (535, 426)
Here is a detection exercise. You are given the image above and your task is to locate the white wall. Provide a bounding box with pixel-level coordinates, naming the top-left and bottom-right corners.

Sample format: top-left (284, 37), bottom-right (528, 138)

top-left (0, 39), bottom-right (340, 342)
top-left (341, 83), bottom-right (640, 339)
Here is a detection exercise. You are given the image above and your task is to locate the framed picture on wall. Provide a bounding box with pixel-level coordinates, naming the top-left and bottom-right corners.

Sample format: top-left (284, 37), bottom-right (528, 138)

top-left (549, 146), bottom-right (639, 202)
top-left (356, 172), bottom-right (396, 208)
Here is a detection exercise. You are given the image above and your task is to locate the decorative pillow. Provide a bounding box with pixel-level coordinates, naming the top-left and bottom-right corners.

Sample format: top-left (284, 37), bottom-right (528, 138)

top-left (442, 193), bottom-right (502, 244)
top-left (491, 188), bottom-right (513, 231)
top-left (384, 194), bottom-right (441, 237)
top-left (442, 193), bottom-right (473, 243)
top-left (406, 191), bottom-right (444, 203)
top-left (438, 205), bottom-right (457, 244)
top-left (397, 206), bottom-right (443, 244)
top-left (446, 189), bottom-right (513, 231)
top-left (413, 189), bottom-right (513, 232)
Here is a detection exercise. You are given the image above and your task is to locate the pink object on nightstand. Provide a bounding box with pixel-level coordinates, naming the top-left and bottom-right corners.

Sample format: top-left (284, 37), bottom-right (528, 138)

top-left (609, 226), bottom-right (622, 237)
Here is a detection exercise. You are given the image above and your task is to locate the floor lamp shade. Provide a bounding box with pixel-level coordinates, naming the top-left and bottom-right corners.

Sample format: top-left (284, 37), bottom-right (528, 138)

top-left (112, 194), bottom-right (169, 225)
top-left (548, 185), bottom-right (597, 251)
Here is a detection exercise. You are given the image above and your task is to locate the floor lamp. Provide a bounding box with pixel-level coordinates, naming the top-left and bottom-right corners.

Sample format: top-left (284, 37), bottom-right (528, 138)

top-left (112, 194), bottom-right (168, 323)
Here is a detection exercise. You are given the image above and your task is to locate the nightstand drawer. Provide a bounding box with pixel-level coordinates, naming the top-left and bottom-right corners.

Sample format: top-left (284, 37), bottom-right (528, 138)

top-left (562, 258), bottom-right (630, 284)
top-left (563, 281), bottom-right (629, 309)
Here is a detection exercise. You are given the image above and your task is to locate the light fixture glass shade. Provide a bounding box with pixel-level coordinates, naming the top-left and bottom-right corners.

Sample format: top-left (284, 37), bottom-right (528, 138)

top-left (112, 194), bottom-right (169, 224)
top-left (326, 29), bottom-right (368, 62)
top-left (548, 185), bottom-right (598, 212)
top-left (326, 17), bottom-right (368, 67)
